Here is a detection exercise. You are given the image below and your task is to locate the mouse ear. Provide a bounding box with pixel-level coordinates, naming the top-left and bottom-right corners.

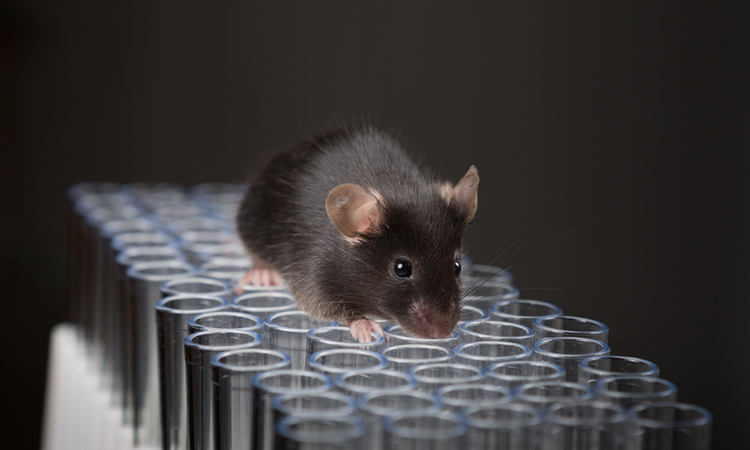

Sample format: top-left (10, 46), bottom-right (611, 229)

top-left (326, 184), bottom-right (382, 239)
top-left (449, 165), bottom-right (479, 223)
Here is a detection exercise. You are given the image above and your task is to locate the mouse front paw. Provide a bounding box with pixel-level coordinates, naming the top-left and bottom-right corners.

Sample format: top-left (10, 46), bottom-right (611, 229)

top-left (348, 317), bottom-right (384, 343)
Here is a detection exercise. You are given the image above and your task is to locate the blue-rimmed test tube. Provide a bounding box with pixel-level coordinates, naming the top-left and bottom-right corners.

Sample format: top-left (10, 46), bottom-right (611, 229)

top-left (265, 311), bottom-right (336, 370)
top-left (251, 370), bottom-right (333, 450)
top-left (408, 363), bottom-right (485, 392)
top-left (184, 330), bottom-right (264, 450)
top-left (161, 277), bottom-right (233, 301)
top-left (210, 349), bottom-right (292, 450)
top-left (532, 337), bottom-right (610, 382)
top-left (626, 402), bottom-right (712, 450)
top-left (384, 410), bottom-right (468, 450)
top-left (357, 390), bottom-right (441, 450)
top-left (462, 402), bottom-right (543, 450)
top-left (274, 415), bottom-right (365, 450)
top-left (231, 292), bottom-right (297, 319)
top-left (533, 315), bottom-right (610, 343)
top-left (272, 391), bottom-right (357, 427)
top-left (454, 341), bottom-right (533, 368)
top-left (307, 349), bottom-right (389, 377)
top-left (334, 369), bottom-right (416, 398)
top-left (543, 400), bottom-right (626, 450)
top-left (515, 381), bottom-right (594, 412)
top-left (188, 311), bottom-right (265, 339)
top-left (459, 320), bottom-right (535, 346)
top-left (594, 376), bottom-right (678, 410)
top-left (578, 355), bottom-right (660, 387)
top-left (307, 326), bottom-right (386, 357)
top-left (462, 282), bottom-right (520, 310)
top-left (379, 345), bottom-right (455, 372)
top-left (489, 299), bottom-right (563, 328)
top-left (458, 305), bottom-right (490, 324)
top-left (484, 361), bottom-right (566, 391)
top-left (383, 324), bottom-right (460, 349)
top-left (434, 384), bottom-right (512, 413)
top-left (155, 295), bottom-right (228, 450)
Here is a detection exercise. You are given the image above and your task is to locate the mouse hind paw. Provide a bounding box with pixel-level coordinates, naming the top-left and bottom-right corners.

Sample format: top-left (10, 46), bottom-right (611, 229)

top-left (348, 317), bottom-right (384, 343)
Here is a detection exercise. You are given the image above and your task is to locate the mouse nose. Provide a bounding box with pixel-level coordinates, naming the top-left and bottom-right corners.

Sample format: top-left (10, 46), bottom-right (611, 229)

top-left (408, 300), bottom-right (457, 339)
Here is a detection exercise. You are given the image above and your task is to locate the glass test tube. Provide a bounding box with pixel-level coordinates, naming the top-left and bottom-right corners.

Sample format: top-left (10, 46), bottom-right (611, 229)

top-left (198, 258), bottom-right (252, 284)
top-left (307, 349), bottom-right (389, 376)
top-left (533, 315), bottom-right (610, 343)
top-left (179, 230), bottom-right (239, 266)
top-left (489, 299), bottom-right (563, 328)
top-left (127, 259), bottom-right (195, 446)
top-left (484, 360), bottom-right (566, 391)
top-left (578, 355), bottom-right (660, 387)
top-left (380, 344), bottom-right (455, 372)
top-left (161, 277), bottom-right (233, 300)
top-left (434, 384), bottom-right (512, 413)
top-left (626, 402), bottom-right (712, 450)
top-left (459, 319), bottom-right (535, 346)
top-left (532, 337), bottom-right (610, 382)
top-left (594, 376), bottom-right (678, 410)
top-left (515, 381), bottom-right (594, 412)
top-left (251, 370), bottom-right (333, 450)
top-left (265, 310), bottom-right (335, 370)
top-left (155, 295), bottom-right (228, 450)
top-left (543, 400), bottom-right (626, 450)
top-left (188, 311), bottom-right (265, 338)
top-left (463, 263), bottom-right (513, 286)
top-left (357, 390), bottom-right (441, 450)
top-left (458, 305), bottom-right (490, 324)
top-left (184, 330), bottom-right (264, 450)
top-left (231, 292), bottom-right (297, 319)
top-left (384, 410), bottom-right (468, 450)
top-left (210, 349), bottom-right (291, 450)
top-left (307, 326), bottom-right (386, 357)
top-left (383, 324), bottom-right (460, 349)
top-left (334, 369), bottom-right (416, 398)
top-left (408, 363), bottom-right (485, 392)
top-left (462, 282), bottom-right (520, 309)
top-left (454, 341), bottom-right (533, 368)
top-left (463, 402), bottom-right (543, 450)
top-left (274, 416), bottom-right (365, 450)
top-left (272, 391), bottom-right (357, 425)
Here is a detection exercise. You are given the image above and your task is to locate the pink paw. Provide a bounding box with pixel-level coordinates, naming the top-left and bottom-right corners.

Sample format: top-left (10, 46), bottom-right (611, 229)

top-left (348, 318), bottom-right (384, 343)
top-left (234, 267), bottom-right (284, 293)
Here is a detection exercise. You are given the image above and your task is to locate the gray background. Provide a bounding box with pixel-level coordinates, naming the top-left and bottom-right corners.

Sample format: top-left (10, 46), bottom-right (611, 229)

top-left (1, 2), bottom-right (747, 448)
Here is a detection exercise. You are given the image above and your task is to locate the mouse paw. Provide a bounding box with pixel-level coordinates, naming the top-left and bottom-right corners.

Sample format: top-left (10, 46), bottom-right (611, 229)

top-left (348, 318), bottom-right (384, 343)
top-left (234, 267), bottom-right (284, 293)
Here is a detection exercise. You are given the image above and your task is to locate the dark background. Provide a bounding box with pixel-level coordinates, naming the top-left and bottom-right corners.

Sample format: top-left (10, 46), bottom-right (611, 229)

top-left (1, 2), bottom-right (747, 448)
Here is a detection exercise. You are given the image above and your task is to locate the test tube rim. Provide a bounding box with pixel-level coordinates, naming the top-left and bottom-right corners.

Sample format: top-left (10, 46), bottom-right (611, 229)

top-left (626, 402), bottom-right (713, 428)
top-left (210, 348), bottom-right (292, 373)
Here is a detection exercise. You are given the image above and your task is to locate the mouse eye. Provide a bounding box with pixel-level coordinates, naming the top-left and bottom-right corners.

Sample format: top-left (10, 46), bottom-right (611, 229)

top-left (393, 258), bottom-right (413, 278)
top-left (455, 260), bottom-right (462, 277)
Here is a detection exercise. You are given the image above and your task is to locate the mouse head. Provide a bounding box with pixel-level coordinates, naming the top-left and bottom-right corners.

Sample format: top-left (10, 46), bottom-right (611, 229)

top-left (325, 166), bottom-right (479, 339)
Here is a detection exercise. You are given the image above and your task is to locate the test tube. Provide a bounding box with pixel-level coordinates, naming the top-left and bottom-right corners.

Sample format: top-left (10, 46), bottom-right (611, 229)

top-left (251, 370), bottom-right (333, 450)
top-left (462, 282), bottom-right (520, 309)
top-left (384, 410), bottom-right (468, 450)
top-left (231, 292), bottom-right (297, 319)
top-left (532, 337), bottom-right (610, 382)
top-left (198, 258), bottom-right (252, 284)
top-left (265, 311), bottom-right (336, 370)
top-left (165, 216), bottom-right (230, 238)
top-left (210, 349), bottom-right (292, 450)
top-left (151, 204), bottom-right (208, 226)
top-left (274, 415), bottom-right (365, 450)
top-left (458, 305), bottom-right (490, 324)
top-left (127, 259), bottom-right (196, 446)
top-left (434, 384), bottom-right (512, 413)
top-left (184, 330), bottom-right (264, 450)
top-left (543, 401), bottom-right (627, 450)
top-left (459, 320), bottom-right (535, 346)
top-left (194, 243), bottom-right (248, 266)
top-left (408, 363), bottom-right (485, 392)
top-left (462, 263), bottom-right (513, 286)
top-left (484, 361), bottom-right (566, 391)
top-left (578, 355), bottom-right (660, 387)
top-left (155, 295), bottom-right (228, 450)
top-left (179, 230), bottom-right (240, 266)
top-left (462, 402), bottom-right (543, 450)
top-left (489, 299), bottom-right (563, 328)
top-left (515, 381), bottom-right (594, 412)
top-left (383, 324), bottom-right (460, 349)
top-left (454, 341), bottom-right (533, 368)
top-left (307, 326), bottom-right (386, 356)
top-left (379, 345), bottom-right (455, 372)
top-left (626, 402), bottom-right (712, 450)
top-left (272, 391), bottom-right (357, 425)
top-left (594, 376), bottom-right (678, 410)
top-left (307, 349), bottom-right (389, 376)
top-left (533, 315), bottom-right (610, 343)
top-left (160, 277), bottom-right (233, 300)
top-left (334, 369), bottom-right (416, 398)
top-left (188, 311), bottom-right (265, 337)
top-left (357, 390), bottom-right (441, 450)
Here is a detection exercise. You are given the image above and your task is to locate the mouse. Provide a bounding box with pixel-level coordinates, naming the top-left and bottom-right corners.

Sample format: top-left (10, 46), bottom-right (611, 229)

top-left (236, 126), bottom-right (479, 342)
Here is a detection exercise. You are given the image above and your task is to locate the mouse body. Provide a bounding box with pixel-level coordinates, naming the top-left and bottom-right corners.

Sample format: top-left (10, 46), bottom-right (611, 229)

top-left (236, 127), bottom-right (478, 341)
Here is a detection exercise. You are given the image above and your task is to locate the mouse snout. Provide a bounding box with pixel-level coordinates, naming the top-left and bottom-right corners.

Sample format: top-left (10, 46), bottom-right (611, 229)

top-left (403, 298), bottom-right (458, 339)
